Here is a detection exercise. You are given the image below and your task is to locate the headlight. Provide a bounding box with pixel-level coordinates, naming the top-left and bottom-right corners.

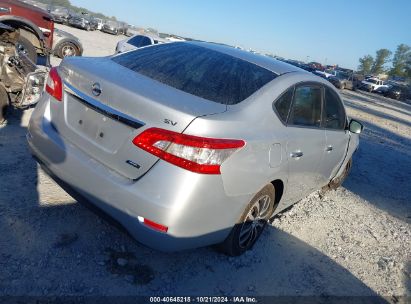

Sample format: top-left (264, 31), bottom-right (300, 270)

top-left (19, 71), bottom-right (47, 107)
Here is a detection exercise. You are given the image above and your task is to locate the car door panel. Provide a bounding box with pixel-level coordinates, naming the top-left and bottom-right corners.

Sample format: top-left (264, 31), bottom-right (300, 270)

top-left (285, 127), bottom-right (326, 203)
top-left (280, 84), bottom-right (326, 205)
top-left (320, 130), bottom-right (349, 183)
top-left (318, 86), bottom-right (350, 184)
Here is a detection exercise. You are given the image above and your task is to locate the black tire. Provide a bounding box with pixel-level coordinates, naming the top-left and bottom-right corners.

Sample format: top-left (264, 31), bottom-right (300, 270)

top-left (86, 24), bottom-right (91, 31)
top-left (56, 41), bottom-right (80, 58)
top-left (219, 184), bottom-right (276, 256)
top-left (0, 85), bottom-right (10, 124)
top-left (16, 36), bottom-right (37, 63)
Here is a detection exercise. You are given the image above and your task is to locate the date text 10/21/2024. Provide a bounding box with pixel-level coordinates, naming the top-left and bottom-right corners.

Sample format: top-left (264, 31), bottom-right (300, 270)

top-left (149, 296), bottom-right (257, 303)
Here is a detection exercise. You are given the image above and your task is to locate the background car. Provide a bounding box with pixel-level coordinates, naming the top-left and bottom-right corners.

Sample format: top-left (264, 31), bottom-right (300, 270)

top-left (48, 5), bottom-right (71, 24)
top-left (101, 20), bottom-right (121, 35)
top-left (328, 71), bottom-right (358, 90)
top-left (93, 17), bottom-right (104, 30)
top-left (0, 22), bottom-right (47, 123)
top-left (68, 13), bottom-right (96, 31)
top-left (382, 84), bottom-right (410, 101)
top-left (360, 77), bottom-right (388, 92)
top-left (115, 34), bottom-right (168, 53)
top-left (117, 21), bottom-right (128, 35)
top-left (314, 69), bottom-right (337, 79)
top-left (0, 0), bottom-right (54, 62)
top-left (52, 28), bottom-right (83, 58)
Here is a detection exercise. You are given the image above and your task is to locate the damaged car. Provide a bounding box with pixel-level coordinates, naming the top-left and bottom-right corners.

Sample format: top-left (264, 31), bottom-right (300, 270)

top-left (0, 23), bottom-right (47, 123)
top-left (27, 42), bottom-right (363, 256)
top-left (0, 0), bottom-right (54, 64)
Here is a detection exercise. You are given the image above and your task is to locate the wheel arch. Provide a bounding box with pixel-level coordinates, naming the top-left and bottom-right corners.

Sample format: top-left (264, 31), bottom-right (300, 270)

top-left (270, 179), bottom-right (284, 207)
top-left (0, 16), bottom-right (44, 50)
top-left (54, 38), bottom-right (83, 57)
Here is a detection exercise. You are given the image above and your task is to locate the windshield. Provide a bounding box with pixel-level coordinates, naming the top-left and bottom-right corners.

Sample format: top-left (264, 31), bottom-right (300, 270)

top-left (335, 72), bottom-right (349, 80)
top-left (106, 20), bottom-right (117, 26)
top-left (112, 43), bottom-right (277, 105)
top-left (52, 7), bottom-right (68, 13)
top-left (367, 79), bottom-right (378, 84)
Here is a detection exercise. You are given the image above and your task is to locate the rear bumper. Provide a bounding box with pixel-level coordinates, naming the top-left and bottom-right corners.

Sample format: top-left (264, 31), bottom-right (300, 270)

top-left (27, 96), bottom-right (250, 251)
top-left (69, 22), bottom-right (87, 29)
top-left (102, 28), bottom-right (118, 35)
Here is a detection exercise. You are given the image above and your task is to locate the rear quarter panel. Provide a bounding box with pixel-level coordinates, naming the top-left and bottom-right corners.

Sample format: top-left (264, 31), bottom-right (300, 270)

top-left (183, 71), bottom-right (348, 211)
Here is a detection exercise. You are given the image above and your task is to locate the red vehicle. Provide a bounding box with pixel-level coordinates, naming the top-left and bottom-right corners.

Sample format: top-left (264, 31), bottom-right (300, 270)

top-left (0, 0), bottom-right (54, 62)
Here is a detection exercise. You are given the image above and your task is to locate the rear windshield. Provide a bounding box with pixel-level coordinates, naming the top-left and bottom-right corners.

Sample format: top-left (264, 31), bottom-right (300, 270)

top-left (111, 43), bottom-right (277, 105)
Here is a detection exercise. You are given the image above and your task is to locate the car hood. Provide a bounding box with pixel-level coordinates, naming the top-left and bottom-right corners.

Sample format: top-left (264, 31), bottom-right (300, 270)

top-left (54, 28), bottom-right (79, 41)
top-left (328, 76), bottom-right (340, 81)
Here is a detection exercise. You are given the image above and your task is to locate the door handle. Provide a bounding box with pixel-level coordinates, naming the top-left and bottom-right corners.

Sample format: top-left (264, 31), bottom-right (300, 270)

top-left (290, 151), bottom-right (303, 158)
top-left (326, 145), bottom-right (333, 152)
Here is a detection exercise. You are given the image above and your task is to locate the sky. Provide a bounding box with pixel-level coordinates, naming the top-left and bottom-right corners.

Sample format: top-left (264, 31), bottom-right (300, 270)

top-left (71, 0), bottom-right (411, 70)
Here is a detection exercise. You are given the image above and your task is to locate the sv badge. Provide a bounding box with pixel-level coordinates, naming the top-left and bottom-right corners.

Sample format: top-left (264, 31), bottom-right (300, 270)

top-left (164, 119), bottom-right (177, 126)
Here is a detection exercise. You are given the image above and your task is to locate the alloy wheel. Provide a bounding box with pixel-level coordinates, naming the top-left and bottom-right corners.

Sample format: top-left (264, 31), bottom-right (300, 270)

top-left (238, 194), bottom-right (271, 249)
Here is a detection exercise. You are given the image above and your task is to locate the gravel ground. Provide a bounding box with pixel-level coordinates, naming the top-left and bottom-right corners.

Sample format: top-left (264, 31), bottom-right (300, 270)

top-left (0, 24), bottom-right (410, 301)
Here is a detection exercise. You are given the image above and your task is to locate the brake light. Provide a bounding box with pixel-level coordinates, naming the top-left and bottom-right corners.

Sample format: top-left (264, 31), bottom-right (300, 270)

top-left (144, 219), bottom-right (168, 233)
top-left (45, 67), bottom-right (62, 101)
top-left (132, 128), bottom-right (245, 174)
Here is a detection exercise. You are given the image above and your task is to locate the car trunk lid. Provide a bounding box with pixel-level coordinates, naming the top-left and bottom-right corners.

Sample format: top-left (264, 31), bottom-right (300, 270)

top-left (49, 57), bottom-right (226, 180)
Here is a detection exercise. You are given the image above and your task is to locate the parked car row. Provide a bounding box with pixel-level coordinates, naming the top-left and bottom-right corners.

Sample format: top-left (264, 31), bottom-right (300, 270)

top-left (48, 4), bottom-right (130, 36)
top-left (277, 57), bottom-right (411, 102)
top-left (67, 13), bottom-right (98, 31)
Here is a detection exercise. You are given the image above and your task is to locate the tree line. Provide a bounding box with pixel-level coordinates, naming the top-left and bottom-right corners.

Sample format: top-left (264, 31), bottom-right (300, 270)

top-left (358, 44), bottom-right (411, 78)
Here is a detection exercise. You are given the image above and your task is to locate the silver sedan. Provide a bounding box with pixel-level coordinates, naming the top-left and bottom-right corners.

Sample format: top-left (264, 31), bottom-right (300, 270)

top-left (27, 42), bottom-right (363, 256)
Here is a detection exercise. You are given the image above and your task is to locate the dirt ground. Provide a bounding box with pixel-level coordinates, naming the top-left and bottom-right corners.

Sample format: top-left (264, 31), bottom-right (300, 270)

top-left (0, 24), bottom-right (410, 301)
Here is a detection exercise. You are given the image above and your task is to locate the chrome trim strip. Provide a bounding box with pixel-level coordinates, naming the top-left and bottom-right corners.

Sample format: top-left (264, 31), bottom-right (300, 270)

top-left (64, 82), bottom-right (145, 129)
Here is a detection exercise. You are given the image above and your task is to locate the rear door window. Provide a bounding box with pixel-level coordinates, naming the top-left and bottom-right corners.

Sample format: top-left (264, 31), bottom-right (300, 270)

top-left (139, 37), bottom-right (152, 47)
top-left (128, 36), bottom-right (152, 48)
top-left (274, 87), bottom-right (293, 123)
top-left (288, 85), bottom-right (322, 127)
top-left (112, 43), bottom-right (277, 105)
top-left (323, 87), bottom-right (346, 130)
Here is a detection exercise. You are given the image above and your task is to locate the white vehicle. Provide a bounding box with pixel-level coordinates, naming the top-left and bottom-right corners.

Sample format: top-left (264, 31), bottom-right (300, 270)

top-left (94, 18), bottom-right (104, 30)
top-left (361, 78), bottom-right (388, 92)
top-left (165, 36), bottom-right (185, 42)
top-left (115, 34), bottom-right (168, 53)
top-left (314, 69), bottom-right (337, 78)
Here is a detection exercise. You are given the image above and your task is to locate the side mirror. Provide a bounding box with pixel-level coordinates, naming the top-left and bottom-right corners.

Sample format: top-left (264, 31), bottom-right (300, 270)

top-left (348, 119), bottom-right (363, 134)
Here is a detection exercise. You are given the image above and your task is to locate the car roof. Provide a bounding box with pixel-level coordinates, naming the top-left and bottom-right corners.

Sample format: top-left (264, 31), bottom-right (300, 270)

top-left (187, 41), bottom-right (304, 76)
top-left (129, 34), bottom-right (168, 44)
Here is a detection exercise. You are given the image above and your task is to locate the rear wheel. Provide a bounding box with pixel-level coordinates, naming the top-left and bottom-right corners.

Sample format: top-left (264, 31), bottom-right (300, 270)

top-left (56, 41), bottom-right (80, 58)
top-left (219, 184), bottom-right (275, 256)
top-left (0, 85), bottom-right (9, 124)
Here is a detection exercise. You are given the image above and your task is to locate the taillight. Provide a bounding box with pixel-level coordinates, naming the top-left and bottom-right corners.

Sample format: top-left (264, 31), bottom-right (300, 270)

top-left (138, 216), bottom-right (168, 233)
top-left (45, 67), bottom-right (62, 101)
top-left (132, 128), bottom-right (245, 174)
